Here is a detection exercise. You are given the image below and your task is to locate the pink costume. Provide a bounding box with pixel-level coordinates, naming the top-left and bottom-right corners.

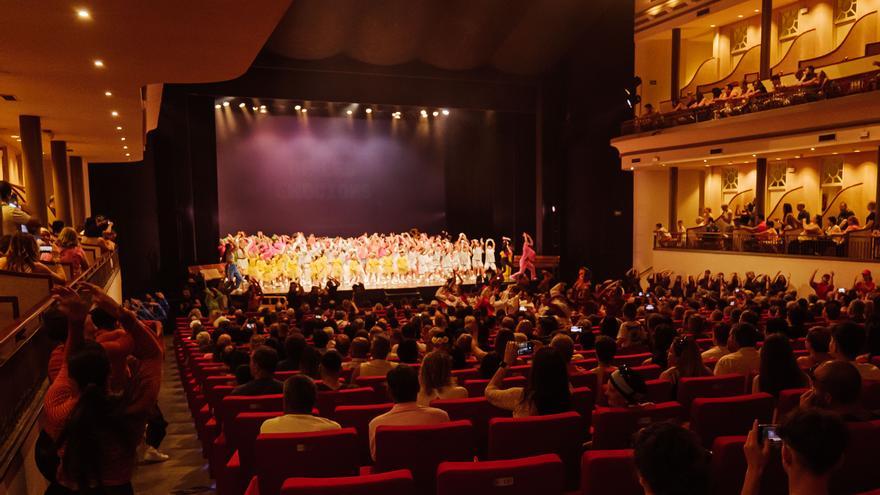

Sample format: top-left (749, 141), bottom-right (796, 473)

top-left (513, 237), bottom-right (536, 280)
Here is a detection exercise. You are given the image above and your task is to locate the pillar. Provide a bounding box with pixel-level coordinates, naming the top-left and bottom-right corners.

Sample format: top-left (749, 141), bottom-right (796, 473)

top-left (756, 158), bottom-right (768, 217)
top-left (874, 145), bottom-right (880, 205)
top-left (50, 140), bottom-right (72, 226)
top-left (69, 156), bottom-right (86, 229)
top-left (19, 115), bottom-right (48, 225)
top-left (669, 167), bottom-right (679, 228)
top-left (1, 146), bottom-right (8, 181)
top-left (759, 0), bottom-right (773, 79)
top-left (671, 28), bottom-right (681, 104)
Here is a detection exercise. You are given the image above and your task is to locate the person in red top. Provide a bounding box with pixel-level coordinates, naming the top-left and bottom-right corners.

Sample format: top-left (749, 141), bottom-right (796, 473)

top-left (42, 283), bottom-right (162, 494)
top-left (809, 269), bottom-right (834, 300)
top-left (854, 269), bottom-right (876, 297)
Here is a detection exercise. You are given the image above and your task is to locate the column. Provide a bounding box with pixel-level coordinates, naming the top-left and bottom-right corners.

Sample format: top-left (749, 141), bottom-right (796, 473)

top-left (69, 156), bottom-right (86, 228)
top-left (759, 0), bottom-right (773, 79)
top-left (669, 167), bottom-right (679, 229)
top-left (19, 115), bottom-right (49, 225)
top-left (755, 158), bottom-right (768, 217)
top-left (1, 146), bottom-right (9, 181)
top-left (671, 28), bottom-right (681, 105)
top-left (50, 140), bottom-right (72, 226)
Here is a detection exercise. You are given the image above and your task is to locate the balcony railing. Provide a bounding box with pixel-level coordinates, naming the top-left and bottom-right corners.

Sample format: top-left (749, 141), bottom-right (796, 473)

top-left (654, 228), bottom-right (880, 261)
top-left (622, 69), bottom-right (880, 136)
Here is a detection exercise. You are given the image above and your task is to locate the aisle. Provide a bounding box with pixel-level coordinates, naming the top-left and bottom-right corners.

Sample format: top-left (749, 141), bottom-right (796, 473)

top-left (132, 335), bottom-right (214, 494)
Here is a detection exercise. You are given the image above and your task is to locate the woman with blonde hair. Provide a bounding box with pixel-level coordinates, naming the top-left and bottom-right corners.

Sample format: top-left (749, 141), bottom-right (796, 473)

top-left (417, 351), bottom-right (467, 406)
top-left (58, 227), bottom-right (89, 279)
top-left (0, 232), bottom-right (66, 284)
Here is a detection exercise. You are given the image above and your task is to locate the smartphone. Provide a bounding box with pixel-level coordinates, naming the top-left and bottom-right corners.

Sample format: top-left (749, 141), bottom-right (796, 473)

top-left (838, 288), bottom-right (846, 294)
top-left (735, 288), bottom-right (740, 293)
top-left (645, 304), bottom-right (655, 311)
top-left (570, 326), bottom-right (582, 333)
top-left (39, 245), bottom-right (53, 253)
top-left (518, 305), bottom-right (527, 312)
top-left (516, 341), bottom-right (534, 356)
top-left (638, 292), bottom-right (644, 297)
top-left (758, 424), bottom-right (782, 446)
top-left (730, 301), bottom-right (736, 306)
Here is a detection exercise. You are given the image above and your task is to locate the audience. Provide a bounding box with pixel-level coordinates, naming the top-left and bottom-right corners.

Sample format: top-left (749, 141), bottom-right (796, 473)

top-left (831, 322), bottom-right (880, 380)
top-left (752, 333), bottom-right (808, 397)
top-left (800, 360), bottom-right (875, 421)
top-left (634, 422), bottom-right (710, 495)
top-left (485, 343), bottom-right (571, 416)
top-left (660, 335), bottom-right (712, 387)
top-left (260, 375), bottom-right (342, 433)
top-left (354, 334), bottom-right (397, 378)
top-left (230, 346), bottom-right (283, 396)
top-left (417, 351), bottom-right (467, 405)
top-left (714, 323), bottom-right (761, 376)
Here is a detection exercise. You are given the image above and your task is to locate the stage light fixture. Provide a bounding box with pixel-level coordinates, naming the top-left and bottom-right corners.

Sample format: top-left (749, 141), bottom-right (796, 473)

top-left (260, 109), bottom-right (267, 114)
top-left (295, 105), bottom-right (302, 111)
top-left (441, 109), bottom-right (449, 116)
top-left (301, 109), bottom-right (307, 113)
top-left (738, 14), bottom-right (743, 18)
top-left (111, 110), bottom-right (119, 116)
top-left (239, 102), bottom-right (246, 108)
top-left (260, 105), bottom-right (266, 109)
top-left (77, 8), bottom-right (91, 19)
top-left (214, 104), bottom-right (221, 109)
top-left (432, 111), bottom-right (439, 117)
top-left (93, 59), bottom-right (104, 68)
top-left (420, 109), bottom-right (428, 118)
top-left (222, 101), bottom-right (230, 107)
top-left (104, 91), bottom-right (112, 97)
top-left (252, 106), bottom-right (258, 111)
top-left (366, 108), bottom-right (372, 114)
top-left (346, 110), bottom-right (353, 115)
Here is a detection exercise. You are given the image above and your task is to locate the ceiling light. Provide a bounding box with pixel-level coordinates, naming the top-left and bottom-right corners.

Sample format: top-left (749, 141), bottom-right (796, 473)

top-left (111, 110), bottom-right (118, 117)
top-left (15, 138), bottom-right (21, 142)
top-left (121, 137), bottom-right (126, 141)
top-left (104, 91), bottom-right (112, 97)
top-left (260, 105), bottom-right (266, 109)
top-left (420, 109), bottom-right (428, 117)
top-left (76, 8), bottom-right (91, 19)
top-left (238, 102), bottom-right (246, 108)
top-left (810, 147), bottom-right (815, 151)
top-left (116, 126), bottom-right (122, 130)
top-left (222, 101), bottom-right (230, 107)
top-left (854, 149), bottom-right (860, 153)
top-left (366, 108), bottom-right (372, 114)
top-left (833, 152), bottom-right (839, 155)
top-left (703, 159), bottom-right (708, 163)
top-left (738, 14), bottom-right (743, 18)
top-left (93, 59), bottom-right (104, 68)
top-left (346, 110), bottom-right (353, 115)
top-left (123, 145), bottom-right (128, 149)
top-left (301, 109), bottom-right (307, 113)
top-left (629, 167), bottom-right (634, 171)
top-left (10, 135), bottom-right (18, 139)
top-left (432, 111), bottom-right (439, 117)
top-left (252, 106), bottom-right (258, 111)
top-left (295, 105), bottom-right (301, 111)
top-left (125, 153), bottom-right (130, 157)
top-left (710, 24), bottom-right (716, 28)
top-left (441, 109), bottom-right (449, 116)
top-left (214, 104), bottom-right (221, 109)
top-left (754, 9), bottom-right (760, 12)
top-left (775, 157), bottom-right (781, 160)
top-left (259, 108), bottom-right (267, 114)
top-left (751, 153), bottom-right (756, 157)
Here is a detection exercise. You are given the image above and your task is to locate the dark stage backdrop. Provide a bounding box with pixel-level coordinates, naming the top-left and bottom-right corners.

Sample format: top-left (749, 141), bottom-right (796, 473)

top-left (215, 113), bottom-right (446, 236)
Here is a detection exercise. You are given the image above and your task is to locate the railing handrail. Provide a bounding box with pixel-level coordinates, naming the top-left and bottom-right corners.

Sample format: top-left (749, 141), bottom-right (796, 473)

top-left (679, 57), bottom-right (718, 98)
top-left (767, 186), bottom-right (805, 220)
top-left (771, 28), bottom-right (817, 74)
top-left (798, 11), bottom-right (878, 70)
top-left (696, 44), bottom-right (761, 95)
top-left (822, 182), bottom-right (864, 218)
top-left (726, 189), bottom-right (754, 209)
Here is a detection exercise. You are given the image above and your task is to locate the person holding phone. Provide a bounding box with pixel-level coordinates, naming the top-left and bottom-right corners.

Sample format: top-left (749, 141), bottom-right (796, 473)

top-left (0, 232), bottom-right (66, 284)
top-left (0, 180), bottom-right (31, 236)
top-left (485, 341), bottom-right (571, 417)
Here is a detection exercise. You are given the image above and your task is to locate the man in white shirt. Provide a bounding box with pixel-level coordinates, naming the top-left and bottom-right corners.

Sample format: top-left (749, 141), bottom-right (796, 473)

top-left (701, 323), bottom-right (731, 362)
top-left (0, 181), bottom-right (31, 236)
top-left (714, 323), bottom-right (761, 376)
top-left (831, 322), bottom-right (880, 381)
top-left (355, 334), bottom-right (398, 378)
top-left (261, 375), bottom-right (341, 434)
top-left (368, 365), bottom-right (449, 460)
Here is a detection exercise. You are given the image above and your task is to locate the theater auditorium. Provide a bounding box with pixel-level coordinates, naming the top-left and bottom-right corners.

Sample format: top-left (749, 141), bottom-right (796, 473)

top-left (2, 0), bottom-right (880, 494)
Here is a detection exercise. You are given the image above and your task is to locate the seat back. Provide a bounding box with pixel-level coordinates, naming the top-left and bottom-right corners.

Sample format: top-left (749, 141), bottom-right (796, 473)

top-left (862, 380), bottom-right (880, 411)
top-left (226, 412), bottom-right (282, 482)
top-left (333, 403), bottom-right (394, 465)
top-left (571, 387), bottom-right (596, 427)
top-left (591, 402), bottom-right (684, 449)
top-left (254, 429), bottom-right (360, 495)
top-left (677, 374), bottom-right (747, 412)
top-left (354, 375), bottom-right (389, 400)
top-left (645, 379), bottom-right (674, 404)
top-left (691, 393), bottom-right (774, 447)
top-left (374, 420), bottom-right (474, 494)
top-left (219, 394), bottom-right (283, 433)
top-left (580, 450), bottom-right (641, 495)
top-left (462, 376), bottom-right (527, 397)
top-left (570, 372), bottom-right (598, 391)
top-left (437, 454), bottom-right (565, 495)
top-left (614, 353), bottom-right (653, 368)
top-left (281, 469), bottom-right (415, 495)
top-left (487, 412), bottom-right (585, 487)
top-left (831, 419), bottom-right (880, 494)
top-left (775, 388), bottom-right (808, 420)
top-left (315, 387), bottom-right (377, 418)
top-left (630, 364), bottom-right (662, 380)
top-left (431, 397), bottom-right (511, 457)
top-left (711, 436), bottom-right (786, 495)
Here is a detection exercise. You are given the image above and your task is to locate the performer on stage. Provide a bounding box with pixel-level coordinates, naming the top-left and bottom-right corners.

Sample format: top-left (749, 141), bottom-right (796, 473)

top-left (511, 232), bottom-right (536, 281)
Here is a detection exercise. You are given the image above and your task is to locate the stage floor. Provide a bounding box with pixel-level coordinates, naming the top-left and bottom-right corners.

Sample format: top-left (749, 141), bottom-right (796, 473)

top-left (258, 274), bottom-right (480, 295)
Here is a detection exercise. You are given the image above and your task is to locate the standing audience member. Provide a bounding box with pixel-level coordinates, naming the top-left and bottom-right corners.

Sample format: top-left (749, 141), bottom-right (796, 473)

top-left (368, 365), bottom-right (449, 460)
top-left (261, 375), bottom-right (342, 433)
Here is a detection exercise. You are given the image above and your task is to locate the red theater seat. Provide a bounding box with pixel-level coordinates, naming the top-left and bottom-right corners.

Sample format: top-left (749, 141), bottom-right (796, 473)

top-left (436, 454), bottom-right (565, 495)
top-left (676, 374), bottom-right (747, 413)
top-left (315, 387), bottom-right (377, 418)
top-left (711, 436), bottom-right (787, 495)
top-left (216, 412), bottom-right (281, 495)
top-left (333, 403), bottom-right (393, 465)
top-left (831, 420), bottom-right (880, 494)
top-left (249, 429), bottom-right (360, 495)
top-left (645, 379), bottom-right (674, 404)
top-left (591, 402), bottom-right (684, 449)
top-left (690, 393), bottom-right (774, 447)
top-left (431, 397), bottom-right (511, 458)
top-left (280, 470), bottom-right (415, 495)
top-left (775, 388), bottom-right (808, 420)
top-left (580, 450), bottom-right (641, 495)
top-left (372, 420), bottom-right (475, 493)
top-left (487, 412), bottom-right (585, 488)
top-left (463, 376), bottom-right (527, 397)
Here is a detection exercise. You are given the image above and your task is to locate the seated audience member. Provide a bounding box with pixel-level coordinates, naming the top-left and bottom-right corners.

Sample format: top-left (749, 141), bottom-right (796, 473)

top-left (82, 216), bottom-right (116, 253)
top-left (831, 322), bottom-right (880, 380)
top-left (260, 375), bottom-right (341, 434)
top-left (277, 333), bottom-right (306, 371)
top-left (485, 343), bottom-right (571, 417)
top-left (344, 336), bottom-right (370, 370)
top-left (417, 351), bottom-right (467, 405)
top-left (752, 334), bottom-right (808, 397)
top-left (354, 334), bottom-right (397, 378)
top-left (605, 366), bottom-right (650, 408)
top-left (478, 351), bottom-right (503, 379)
top-left (660, 336), bottom-right (712, 387)
top-left (701, 322), bottom-right (731, 361)
top-left (368, 365), bottom-right (450, 460)
top-left (57, 227), bottom-right (90, 279)
top-left (195, 331), bottom-right (213, 353)
top-left (590, 335), bottom-right (619, 377)
top-left (550, 333), bottom-right (584, 374)
top-left (230, 346), bottom-right (283, 396)
top-left (714, 323), bottom-right (761, 376)
top-left (645, 324), bottom-right (676, 369)
top-left (633, 422), bottom-right (709, 495)
top-left (617, 302), bottom-right (647, 349)
top-left (741, 409), bottom-right (848, 495)
top-left (800, 360), bottom-right (874, 421)
top-left (797, 327), bottom-right (833, 370)
top-left (0, 232), bottom-right (66, 284)
top-left (316, 350), bottom-right (350, 391)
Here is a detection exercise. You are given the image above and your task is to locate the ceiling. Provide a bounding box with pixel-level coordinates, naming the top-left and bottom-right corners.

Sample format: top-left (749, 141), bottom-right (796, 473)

top-left (0, 0), bottom-right (292, 164)
top-left (265, 0), bottom-right (604, 75)
top-left (0, 0), bottom-right (609, 166)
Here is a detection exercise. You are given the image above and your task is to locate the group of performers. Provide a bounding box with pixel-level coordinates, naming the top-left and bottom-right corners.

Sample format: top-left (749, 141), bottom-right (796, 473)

top-left (219, 231), bottom-right (537, 292)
